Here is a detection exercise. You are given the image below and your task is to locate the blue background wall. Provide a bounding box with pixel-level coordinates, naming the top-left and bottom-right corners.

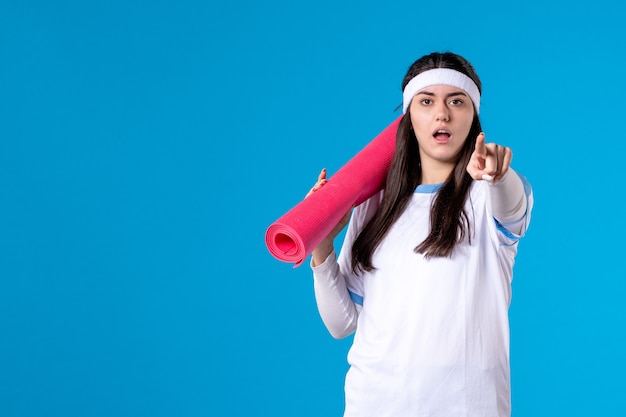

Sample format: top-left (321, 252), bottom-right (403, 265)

top-left (2, 0), bottom-right (624, 415)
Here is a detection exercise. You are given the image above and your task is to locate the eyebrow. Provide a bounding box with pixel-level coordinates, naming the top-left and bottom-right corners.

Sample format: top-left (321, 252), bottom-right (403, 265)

top-left (416, 90), bottom-right (468, 98)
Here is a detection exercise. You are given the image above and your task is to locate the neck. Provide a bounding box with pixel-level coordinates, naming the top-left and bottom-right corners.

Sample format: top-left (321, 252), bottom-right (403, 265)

top-left (420, 159), bottom-right (454, 184)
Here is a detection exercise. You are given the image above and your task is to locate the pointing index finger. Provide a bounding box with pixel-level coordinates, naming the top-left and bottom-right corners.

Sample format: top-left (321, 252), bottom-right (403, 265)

top-left (475, 132), bottom-right (486, 156)
top-left (475, 132), bottom-right (486, 170)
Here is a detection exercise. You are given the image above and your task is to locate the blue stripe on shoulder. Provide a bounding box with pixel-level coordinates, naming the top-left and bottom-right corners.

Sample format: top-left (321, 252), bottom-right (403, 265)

top-left (349, 290), bottom-right (363, 306)
top-left (494, 218), bottom-right (519, 241)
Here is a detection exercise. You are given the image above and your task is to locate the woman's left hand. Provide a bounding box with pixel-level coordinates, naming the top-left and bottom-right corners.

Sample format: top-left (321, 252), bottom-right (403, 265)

top-left (466, 132), bottom-right (512, 182)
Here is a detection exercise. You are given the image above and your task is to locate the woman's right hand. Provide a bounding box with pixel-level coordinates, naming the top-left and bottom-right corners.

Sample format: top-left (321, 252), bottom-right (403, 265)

top-left (307, 168), bottom-right (352, 266)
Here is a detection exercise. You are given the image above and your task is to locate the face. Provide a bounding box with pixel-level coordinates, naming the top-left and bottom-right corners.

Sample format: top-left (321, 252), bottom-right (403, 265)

top-left (409, 84), bottom-right (475, 171)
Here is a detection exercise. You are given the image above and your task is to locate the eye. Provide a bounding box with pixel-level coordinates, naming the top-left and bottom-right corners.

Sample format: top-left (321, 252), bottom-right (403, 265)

top-left (450, 98), bottom-right (464, 106)
top-left (420, 98), bottom-right (432, 105)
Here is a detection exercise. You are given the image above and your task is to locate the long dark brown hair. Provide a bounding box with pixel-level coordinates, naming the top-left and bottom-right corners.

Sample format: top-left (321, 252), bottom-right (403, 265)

top-left (351, 52), bottom-right (483, 273)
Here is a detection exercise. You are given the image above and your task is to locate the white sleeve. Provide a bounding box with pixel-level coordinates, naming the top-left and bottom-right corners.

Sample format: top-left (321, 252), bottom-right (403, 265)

top-left (311, 251), bottom-right (361, 340)
top-left (310, 192), bottom-right (381, 339)
top-left (487, 168), bottom-right (528, 235)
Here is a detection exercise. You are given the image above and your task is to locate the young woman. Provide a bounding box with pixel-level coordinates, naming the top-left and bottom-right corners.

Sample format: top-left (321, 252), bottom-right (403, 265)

top-left (308, 52), bottom-right (533, 417)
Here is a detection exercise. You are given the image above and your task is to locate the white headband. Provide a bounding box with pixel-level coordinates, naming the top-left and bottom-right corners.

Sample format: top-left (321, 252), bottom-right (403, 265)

top-left (402, 68), bottom-right (481, 114)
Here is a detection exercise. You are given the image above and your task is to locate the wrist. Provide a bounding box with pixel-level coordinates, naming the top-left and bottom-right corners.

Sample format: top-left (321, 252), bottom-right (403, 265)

top-left (312, 243), bottom-right (334, 267)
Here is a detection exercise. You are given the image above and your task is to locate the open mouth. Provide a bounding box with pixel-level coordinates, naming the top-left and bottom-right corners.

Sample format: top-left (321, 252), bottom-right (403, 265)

top-left (433, 129), bottom-right (451, 141)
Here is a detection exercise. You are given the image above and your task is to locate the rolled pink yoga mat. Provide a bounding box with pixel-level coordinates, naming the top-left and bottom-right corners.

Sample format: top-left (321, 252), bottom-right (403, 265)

top-left (265, 116), bottom-right (402, 267)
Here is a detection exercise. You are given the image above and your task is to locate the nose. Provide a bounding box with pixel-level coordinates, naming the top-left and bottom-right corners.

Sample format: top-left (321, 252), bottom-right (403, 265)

top-left (435, 103), bottom-right (450, 122)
